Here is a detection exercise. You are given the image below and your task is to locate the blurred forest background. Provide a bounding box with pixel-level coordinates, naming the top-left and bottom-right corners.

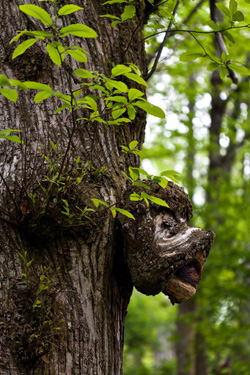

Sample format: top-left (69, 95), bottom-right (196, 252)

top-left (123, 1), bottom-right (250, 374)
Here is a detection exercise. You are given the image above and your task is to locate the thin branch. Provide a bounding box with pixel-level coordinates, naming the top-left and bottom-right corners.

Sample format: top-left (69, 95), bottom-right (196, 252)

top-left (144, 23), bottom-right (250, 41)
top-left (182, 0), bottom-right (206, 25)
top-left (210, 0), bottom-right (238, 84)
top-left (124, 0), bottom-right (169, 55)
top-left (146, 0), bottom-right (180, 81)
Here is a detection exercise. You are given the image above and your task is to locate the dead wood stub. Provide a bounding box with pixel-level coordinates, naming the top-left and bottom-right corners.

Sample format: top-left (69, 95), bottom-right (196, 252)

top-left (121, 181), bottom-right (215, 302)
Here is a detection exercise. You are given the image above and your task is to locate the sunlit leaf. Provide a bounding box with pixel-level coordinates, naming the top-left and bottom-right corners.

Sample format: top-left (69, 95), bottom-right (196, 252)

top-left (134, 100), bottom-right (165, 118)
top-left (19, 4), bottom-right (53, 26)
top-left (111, 207), bottom-right (135, 219)
top-left (46, 44), bottom-right (62, 66)
top-left (58, 5), bottom-right (84, 16)
top-left (12, 39), bottom-right (37, 59)
top-left (0, 88), bottom-right (18, 103)
top-left (67, 49), bottom-right (87, 62)
top-left (112, 64), bottom-right (131, 76)
top-left (60, 24), bottom-right (97, 38)
top-left (34, 91), bottom-right (52, 103)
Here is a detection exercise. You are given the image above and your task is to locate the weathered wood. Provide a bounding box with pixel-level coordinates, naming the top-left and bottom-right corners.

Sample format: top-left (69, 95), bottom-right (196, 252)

top-left (121, 182), bottom-right (214, 301)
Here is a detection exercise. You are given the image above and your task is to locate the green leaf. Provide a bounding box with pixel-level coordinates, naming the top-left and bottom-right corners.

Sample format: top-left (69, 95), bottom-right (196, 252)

top-left (224, 31), bottom-right (235, 45)
top-left (208, 54), bottom-right (222, 64)
top-left (121, 5), bottom-right (136, 22)
top-left (127, 104), bottom-right (136, 120)
top-left (112, 107), bottom-right (126, 119)
top-left (111, 20), bottom-right (121, 27)
top-left (207, 20), bottom-right (220, 31)
top-left (55, 103), bottom-right (71, 113)
top-left (102, 0), bottom-right (127, 4)
top-left (4, 135), bottom-right (23, 143)
top-left (141, 193), bottom-right (169, 208)
top-left (228, 64), bottom-right (250, 75)
top-left (128, 88), bottom-right (144, 101)
top-left (134, 181), bottom-right (151, 190)
top-left (10, 80), bottom-right (28, 90)
top-left (112, 64), bottom-right (131, 76)
top-left (130, 192), bottom-right (142, 201)
top-left (84, 96), bottom-right (97, 111)
top-left (91, 198), bottom-right (109, 208)
top-left (129, 167), bottom-right (139, 181)
top-left (179, 52), bottom-right (204, 62)
top-left (232, 11), bottom-right (244, 22)
top-left (107, 118), bottom-right (131, 125)
top-left (215, 3), bottom-right (231, 18)
top-left (12, 39), bottom-right (37, 59)
top-left (34, 91), bottom-right (52, 103)
top-left (60, 24), bottom-right (98, 38)
top-left (106, 80), bottom-right (128, 92)
top-left (129, 140), bottom-right (138, 150)
top-left (121, 145), bottom-right (129, 152)
top-left (106, 96), bottom-right (127, 104)
top-left (134, 100), bottom-right (165, 118)
top-left (46, 44), bottom-right (62, 66)
top-left (67, 49), bottom-right (87, 62)
top-left (160, 170), bottom-right (181, 176)
top-left (26, 260), bottom-right (34, 268)
top-left (22, 30), bottom-right (53, 38)
top-left (9, 31), bottom-right (25, 45)
top-left (220, 65), bottom-right (228, 80)
top-left (0, 74), bottom-right (11, 87)
top-left (0, 129), bottom-right (21, 136)
top-left (100, 14), bottom-right (120, 20)
top-left (0, 88), bottom-right (18, 103)
top-left (74, 69), bottom-right (95, 79)
top-left (229, 0), bottom-right (237, 16)
top-left (138, 168), bottom-right (149, 176)
top-left (207, 62), bottom-right (219, 71)
top-left (19, 5), bottom-right (53, 26)
top-left (123, 73), bottom-right (148, 87)
top-left (158, 178), bottom-right (168, 188)
top-left (58, 5), bottom-right (84, 16)
top-left (24, 81), bottom-right (52, 92)
top-left (112, 208), bottom-right (135, 220)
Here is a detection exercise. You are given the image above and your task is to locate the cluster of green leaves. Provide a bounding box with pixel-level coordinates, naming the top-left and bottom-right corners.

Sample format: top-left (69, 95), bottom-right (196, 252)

top-left (74, 63), bottom-right (165, 123)
top-left (121, 140), bottom-right (143, 157)
top-left (11, 2), bottom-right (96, 66)
top-left (101, 0), bottom-right (136, 27)
top-left (18, 251), bottom-right (64, 352)
top-left (0, 73), bottom-right (28, 103)
top-left (0, 128), bottom-right (23, 144)
top-left (177, 0), bottom-right (250, 79)
top-left (92, 198), bottom-right (135, 220)
top-left (26, 144), bottom-right (97, 226)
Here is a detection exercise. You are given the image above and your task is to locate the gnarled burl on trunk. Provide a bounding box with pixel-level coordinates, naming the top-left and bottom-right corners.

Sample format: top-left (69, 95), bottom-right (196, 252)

top-left (121, 181), bottom-right (215, 304)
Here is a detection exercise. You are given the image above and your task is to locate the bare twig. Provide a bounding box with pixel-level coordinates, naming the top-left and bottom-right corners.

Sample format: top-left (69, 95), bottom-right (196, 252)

top-left (146, 0), bottom-right (180, 81)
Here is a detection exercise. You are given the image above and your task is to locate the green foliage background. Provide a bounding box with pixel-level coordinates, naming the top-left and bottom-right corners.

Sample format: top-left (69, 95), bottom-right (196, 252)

top-left (124, 1), bottom-right (250, 374)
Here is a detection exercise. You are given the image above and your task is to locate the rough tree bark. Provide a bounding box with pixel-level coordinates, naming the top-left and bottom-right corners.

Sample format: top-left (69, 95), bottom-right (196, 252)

top-left (0, 1), bottom-right (214, 374)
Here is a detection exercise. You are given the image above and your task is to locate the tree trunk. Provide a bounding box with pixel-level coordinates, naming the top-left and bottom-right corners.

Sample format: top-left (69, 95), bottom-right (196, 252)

top-left (176, 299), bottom-right (196, 375)
top-left (0, 1), bottom-right (214, 374)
